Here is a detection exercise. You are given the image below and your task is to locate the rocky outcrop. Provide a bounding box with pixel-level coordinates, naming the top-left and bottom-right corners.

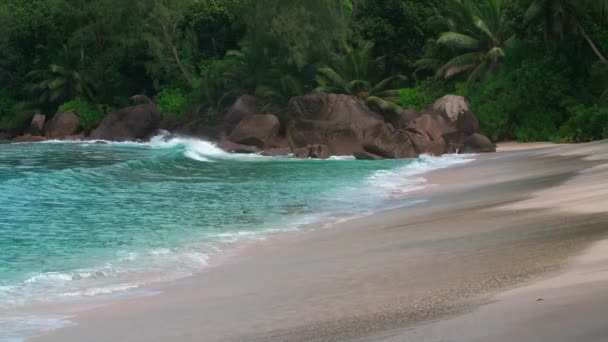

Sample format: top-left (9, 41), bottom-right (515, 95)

top-left (44, 112), bottom-right (81, 139)
top-left (287, 93), bottom-right (431, 159)
top-left (293, 144), bottom-right (331, 159)
top-left (261, 147), bottom-right (291, 157)
top-left (353, 151), bottom-right (384, 160)
top-left (425, 95), bottom-right (479, 151)
top-left (90, 104), bottom-right (159, 141)
top-left (459, 133), bottom-right (496, 154)
top-left (285, 93), bottom-right (490, 159)
top-left (362, 128), bottom-right (418, 159)
top-left (403, 114), bottom-right (446, 156)
top-left (12, 134), bottom-right (47, 143)
top-left (218, 139), bottom-right (260, 154)
top-left (287, 93), bottom-right (406, 157)
top-left (228, 114), bottom-right (280, 149)
top-left (28, 114), bottom-right (46, 136)
top-left (224, 95), bottom-right (259, 130)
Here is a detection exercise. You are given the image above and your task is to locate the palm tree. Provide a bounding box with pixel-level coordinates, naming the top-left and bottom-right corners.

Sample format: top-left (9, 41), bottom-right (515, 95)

top-left (417, 0), bottom-right (515, 83)
top-left (314, 41), bottom-right (407, 113)
top-left (25, 45), bottom-right (94, 105)
top-left (26, 64), bottom-right (94, 105)
top-left (225, 45), bottom-right (306, 111)
top-left (524, 0), bottom-right (608, 62)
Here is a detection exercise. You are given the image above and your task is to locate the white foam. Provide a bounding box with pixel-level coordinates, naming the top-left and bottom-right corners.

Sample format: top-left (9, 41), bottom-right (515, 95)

top-left (25, 273), bottom-right (73, 284)
top-left (62, 283), bottom-right (140, 297)
top-left (0, 315), bottom-right (74, 342)
top-left (365, 154), bottom-right (474, 196)
top-left (328, 155), bottom-right (356, 161)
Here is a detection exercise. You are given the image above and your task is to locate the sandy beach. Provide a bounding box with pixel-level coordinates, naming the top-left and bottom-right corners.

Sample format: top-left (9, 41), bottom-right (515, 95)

top-left (33, 141), bottom-right (608, 342)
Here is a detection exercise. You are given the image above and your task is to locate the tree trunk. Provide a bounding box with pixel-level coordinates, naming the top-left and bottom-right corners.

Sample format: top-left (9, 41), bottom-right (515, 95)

top-left (159, 20), bottom-right (192, 81)
top-left (352, 0), bottom-right (358, 21)
top-left (579, 24), bottom-right (608, 63)
top-left (172, 45), bottom-right (191, 81)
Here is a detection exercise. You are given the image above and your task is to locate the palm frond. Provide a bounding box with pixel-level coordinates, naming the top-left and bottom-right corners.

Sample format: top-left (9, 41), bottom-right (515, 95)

top-left (365, 96), bottom-right (402, 116)
top-left (316, 67), bottom-right (348, 91)
top-left (437, 32), bottom-right (480, 50)
top-left (437, 52), bottom-right (484, 78)
top-left (369, 75), bottom-right (407, 96)
top-left (524, 0), bottom-right (546, 25)
top-left (467, 60), bottom-right (489, 84)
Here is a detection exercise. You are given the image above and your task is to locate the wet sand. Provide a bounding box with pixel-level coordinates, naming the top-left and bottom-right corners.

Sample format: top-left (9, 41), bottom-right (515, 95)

top-left (34, 141), bottom-right (608, 342)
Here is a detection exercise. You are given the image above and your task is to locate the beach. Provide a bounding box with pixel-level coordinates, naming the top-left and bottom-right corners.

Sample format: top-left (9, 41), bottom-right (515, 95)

top-left (33, 141), bottom-right (608, 342)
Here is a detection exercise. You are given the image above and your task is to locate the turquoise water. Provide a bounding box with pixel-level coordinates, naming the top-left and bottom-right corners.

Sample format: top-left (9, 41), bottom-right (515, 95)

top-left (0, 135), bottom-right (472, 339)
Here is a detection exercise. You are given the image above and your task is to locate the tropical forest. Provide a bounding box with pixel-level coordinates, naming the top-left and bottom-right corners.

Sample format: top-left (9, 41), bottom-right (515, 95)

top-left (0, 0), bottom-right (607, 143)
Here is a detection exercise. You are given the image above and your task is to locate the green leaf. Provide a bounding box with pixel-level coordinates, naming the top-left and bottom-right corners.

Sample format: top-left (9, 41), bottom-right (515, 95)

top-left (437, 32), bottom-right (480, 50)
top-left (369, 75), bottom-right (407, 96)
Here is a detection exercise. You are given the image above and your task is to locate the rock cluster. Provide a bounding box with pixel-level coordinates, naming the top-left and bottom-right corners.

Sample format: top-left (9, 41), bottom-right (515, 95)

top-left (7, 93), bottom-right (495, 158)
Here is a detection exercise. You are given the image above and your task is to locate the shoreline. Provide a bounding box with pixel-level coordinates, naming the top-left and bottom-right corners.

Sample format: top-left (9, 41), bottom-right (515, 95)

top-left (32, 141), bottom-right (608, 341)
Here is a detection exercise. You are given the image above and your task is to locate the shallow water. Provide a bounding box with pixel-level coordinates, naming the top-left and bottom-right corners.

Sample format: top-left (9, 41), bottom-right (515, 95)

top-left (0, 135), bottom-right (473, 340)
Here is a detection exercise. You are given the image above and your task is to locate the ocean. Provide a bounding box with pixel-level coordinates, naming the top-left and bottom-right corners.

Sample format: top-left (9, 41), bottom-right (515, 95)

top-left (0, 134), bottom-right (473, 340)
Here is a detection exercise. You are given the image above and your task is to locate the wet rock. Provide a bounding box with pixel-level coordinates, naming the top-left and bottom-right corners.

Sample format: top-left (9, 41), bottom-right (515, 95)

top-left (28, 113), bottom-right (46, 136)
top-left (293, 144), bottom-right (331, 159)
top-left (90, 104), bottom-right (159, 141)
top-left (353, 151), bottom-right (384, 160)
top-left (224, 95), bottom-right (260, 129)
top-left (287, 93), bottom-right (416, 158)
top-left (12, 134), bottom-right (47, 143)
top-left (218, 139), bottom-right (260, 154)
top-left (459, 133), bottom-right (496, 154)
top-left (261, 147), bottom-right (291, 157)
top-left (44, 112), bottom-right (81, 139)
top-left (228, 114), bottom-right (280, 149)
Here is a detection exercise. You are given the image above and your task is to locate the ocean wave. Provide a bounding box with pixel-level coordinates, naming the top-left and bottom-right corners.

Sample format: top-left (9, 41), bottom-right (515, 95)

top-left (62, 283), bottom-right (140, 297)
top-left (1, 138), bottom-right (477, 342)
top-left (365, 153), bottom-right (474, 196)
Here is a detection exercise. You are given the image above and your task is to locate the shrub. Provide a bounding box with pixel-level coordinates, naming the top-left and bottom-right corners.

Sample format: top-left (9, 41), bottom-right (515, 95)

top-left (462, 43), bottom-right (571, 141)
top-left (58, 98), bottom-right (105, 130)
top-left (0, 90), bottom-right (32, 131)
top-left (156, 88), bottom-right (188, 118)
top-left (557, 105), bottom-right (608, 142)
top-left (396, 86), bottom-right (434, 110)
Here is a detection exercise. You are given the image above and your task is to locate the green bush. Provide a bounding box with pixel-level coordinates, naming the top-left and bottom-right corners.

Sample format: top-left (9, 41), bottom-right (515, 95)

top-left (0, 90), bottom-right (32, 131)
top-left (515, 110), bottom-right (561, 142)
top-left (557, 105), bottom-right (608, 142)
top-left (58, 98), bottom-right (105, 130)
top-left (463, 43), bottom-right (571, 141)
top-left (396, 86), bottom-right (434, 111)
top-left (156, 88), bottom-right (188, 118)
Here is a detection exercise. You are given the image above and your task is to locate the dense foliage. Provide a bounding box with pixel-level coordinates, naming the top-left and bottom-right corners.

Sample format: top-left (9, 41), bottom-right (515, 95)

top-left (0, 0), bottom-right (606, 142)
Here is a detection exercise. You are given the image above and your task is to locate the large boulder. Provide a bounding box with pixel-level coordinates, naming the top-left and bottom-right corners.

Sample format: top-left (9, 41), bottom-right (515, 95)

top-left (425, 95), bottom-right (479, 150)
top-left (390, 109), bottom-right (422, 129)
top-left (287, 93), bottom-right (416, 157)
top-left (287, 93), bottom-right (422, 159)
top-left (28, 113), bottom-right (46, 136)
top-left (228, 114), bottom-right (280, 149)
top-left (218, 139), bottom-right (260, 154)
top-left (224, 95), bottom-right (260, 129)
top-left (362, 128), bottom-right (418, 159)
top-left (44, 112), bottom-right (81, 139)
top-left (459, 133), bottom-right (496, 154)
top-left (90, 104), bottom-right (159, 141)
top-left (403, 114), bottom-right (446, 155)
